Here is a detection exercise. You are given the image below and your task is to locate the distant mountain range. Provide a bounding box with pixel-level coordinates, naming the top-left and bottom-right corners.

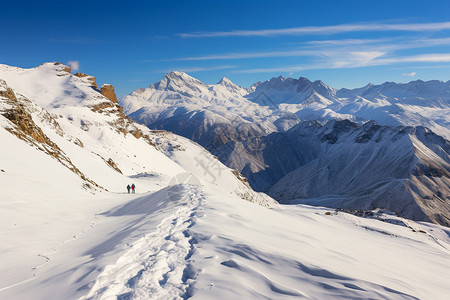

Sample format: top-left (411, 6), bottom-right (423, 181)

top-left (120, 72), bottom-right (450, 225)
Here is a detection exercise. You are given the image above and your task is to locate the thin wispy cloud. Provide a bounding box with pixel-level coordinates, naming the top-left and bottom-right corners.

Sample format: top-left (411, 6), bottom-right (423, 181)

top-left (393, 65), bottom-right (450, 69)
top-left (161, 37), bottom-right (450, 62)
top-left (157, 65), bottom-right (236, 73)
top-left (164, 20), bottom-right (450, 81)
top-left (378, 53), bottom-right (450, 64)
top-left (305, 38), bottom-right (391, 46)
top-left (179, 21), bottom-right (450, 38)
top-left (162, 50), bottom-right (316, 61)
top-left (234, 53), bottom-right (450, 73)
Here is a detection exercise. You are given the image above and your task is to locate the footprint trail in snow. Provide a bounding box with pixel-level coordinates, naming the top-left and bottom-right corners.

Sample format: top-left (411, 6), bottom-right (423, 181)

top-left (83, 184), bottom-right (206, 300)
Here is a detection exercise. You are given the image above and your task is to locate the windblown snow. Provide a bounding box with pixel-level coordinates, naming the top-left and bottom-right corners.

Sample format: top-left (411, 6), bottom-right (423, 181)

top-left (1, 63), bottom-right (449, 299)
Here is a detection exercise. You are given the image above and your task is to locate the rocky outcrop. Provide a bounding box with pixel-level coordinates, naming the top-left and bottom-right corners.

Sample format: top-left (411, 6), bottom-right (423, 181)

top-left (0, 79), bottom-right (101, 190)
top-left (100, 84), bottom-right (118, 103)
top-left (106, 158), bottom-right (122, 174)
top-left (74, 72), bottom-right (97, 89)
top-left (54, 62), bottom-right (71, 73)
top-left (0, 80), bottom-right (17, 101)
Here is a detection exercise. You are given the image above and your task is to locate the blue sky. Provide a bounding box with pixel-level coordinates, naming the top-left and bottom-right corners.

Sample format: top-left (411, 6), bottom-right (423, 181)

top-left (2, 0), bottom-right (450, 97)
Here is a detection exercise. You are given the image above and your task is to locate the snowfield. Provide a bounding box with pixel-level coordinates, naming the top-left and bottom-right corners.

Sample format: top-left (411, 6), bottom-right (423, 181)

top-left (1, 63), bottom-right (450, 299)
top-left (1, 172), bottom-right (450, 299)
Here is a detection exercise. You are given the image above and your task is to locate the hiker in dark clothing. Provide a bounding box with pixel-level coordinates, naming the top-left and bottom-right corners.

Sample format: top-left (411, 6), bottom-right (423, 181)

top-left (127, 184), bottom-right (131, 194)
top-left (131, 183), bottom-right (135, 193)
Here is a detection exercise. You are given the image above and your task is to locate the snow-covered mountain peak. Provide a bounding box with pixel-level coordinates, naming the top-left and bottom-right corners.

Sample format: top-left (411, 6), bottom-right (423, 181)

top-left (297, 76), bottom-right (312, 85)
top-left (217, 76), bottom-right (233, 85)
top-left (163, 70), bottom-right (191, 80)
top-left (247, 75), bottom-right (337, 105)
top-left (216, 76), bottom-right (246, 95)
top-left (153, 71), bottom-right (209, 95)
top-left (311, 79), bottom-right (337, 96)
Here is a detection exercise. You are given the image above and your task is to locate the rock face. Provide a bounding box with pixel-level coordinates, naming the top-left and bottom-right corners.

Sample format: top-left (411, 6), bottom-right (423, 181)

top-left (0, 79), bottom-right (17, 101)
top-left (100, 84), bottom-right (118, 103)
top-left (74, 72), bottom-right (97, 89)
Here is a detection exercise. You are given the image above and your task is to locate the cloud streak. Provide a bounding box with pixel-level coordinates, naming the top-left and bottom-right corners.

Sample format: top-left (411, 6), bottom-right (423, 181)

top-left (162, 50), bottom-right (316, 61)
top-left (233, 53), bottom-right (450, 73)
top-left (161, 37), bottom-right (450, 62)
top-left (157, 65), bottom-right (236, 73)
top-left (179, 21), bottom-right (450, 38)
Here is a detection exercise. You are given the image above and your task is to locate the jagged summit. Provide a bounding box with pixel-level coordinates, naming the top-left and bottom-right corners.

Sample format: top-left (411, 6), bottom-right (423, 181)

top-left (152, 71), bottom-right (208, 95)
top-left (121, 70), bottom-right (450, 139)
top-left (216, 76), bottom-right (247, 95)
top-left (247, 75), bottom-right (337, 105)
top-left (217, 76), bottom-right (233, 85)
top-left (163, 70), bottom-right (192, 79)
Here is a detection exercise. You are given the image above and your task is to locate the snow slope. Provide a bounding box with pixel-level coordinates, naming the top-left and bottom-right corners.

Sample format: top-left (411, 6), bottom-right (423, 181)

top-left (1, 63), bottom-right (449, 299)
top-left (0, 62), bottom-right (271, 298)
top-left (80, 185), bottom-right (450, 300)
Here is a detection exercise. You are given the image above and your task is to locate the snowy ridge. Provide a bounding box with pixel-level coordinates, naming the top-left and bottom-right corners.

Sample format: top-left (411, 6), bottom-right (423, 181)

top-left (121, 72), bottom-right (450, 226)
top-left (121, 72), bottom-right (450, 139)
top-left (248, 75), bottom-right (337, 106)
top-left (0, 62), bottom-right (274, 299)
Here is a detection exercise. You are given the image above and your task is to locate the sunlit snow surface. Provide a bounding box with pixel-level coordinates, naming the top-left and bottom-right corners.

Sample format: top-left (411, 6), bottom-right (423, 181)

top-left (0, 63), bottom-right (449, 299)
top-left (2, 177), bottom-right (449, 299)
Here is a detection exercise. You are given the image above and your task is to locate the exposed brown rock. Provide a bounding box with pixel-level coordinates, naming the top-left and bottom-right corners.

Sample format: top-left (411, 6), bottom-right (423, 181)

top-left (74, 73), bottom-right (97, 89)
top-left (106, 158), bottom-right (122, 174)
top-left (0, 81), bottom-right (17, 101)
top-left (232, 169), bottom-right (250, 186)
top-left (73, 138), bottom-right (84, 148)
top-left (90, 101), bottom-right (116, 113)
top-left (54, 62), bottom-right (71, 73)
top-left (131, 129), bottom-right (143, 139)
top-left (100, 84), bottom-right (118, 103)
top-left (80, 82), bottom-right (155, 148)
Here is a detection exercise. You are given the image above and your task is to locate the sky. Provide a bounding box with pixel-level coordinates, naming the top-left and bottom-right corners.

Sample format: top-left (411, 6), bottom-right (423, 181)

top-left (2, 0), bottom-right (450, 97)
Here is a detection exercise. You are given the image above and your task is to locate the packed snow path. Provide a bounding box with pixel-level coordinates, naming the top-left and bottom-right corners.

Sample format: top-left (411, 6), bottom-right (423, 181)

top-left (83, 184), bottom-right (205, 300)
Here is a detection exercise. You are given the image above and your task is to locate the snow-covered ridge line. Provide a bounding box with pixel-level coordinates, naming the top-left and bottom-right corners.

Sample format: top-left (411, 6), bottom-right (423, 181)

top-left (121, 70), bottom-right (450, 139)
top-left (120, 69), bottom-right (450, 226)
top-left (0, 62), bottom-right (270, 205)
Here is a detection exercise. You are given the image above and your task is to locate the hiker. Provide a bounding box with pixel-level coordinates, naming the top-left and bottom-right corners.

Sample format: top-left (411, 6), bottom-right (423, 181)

top-left (127, 184), bottom-right (131, 194)
top-left (131, 183), bottom-right (135, 193)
